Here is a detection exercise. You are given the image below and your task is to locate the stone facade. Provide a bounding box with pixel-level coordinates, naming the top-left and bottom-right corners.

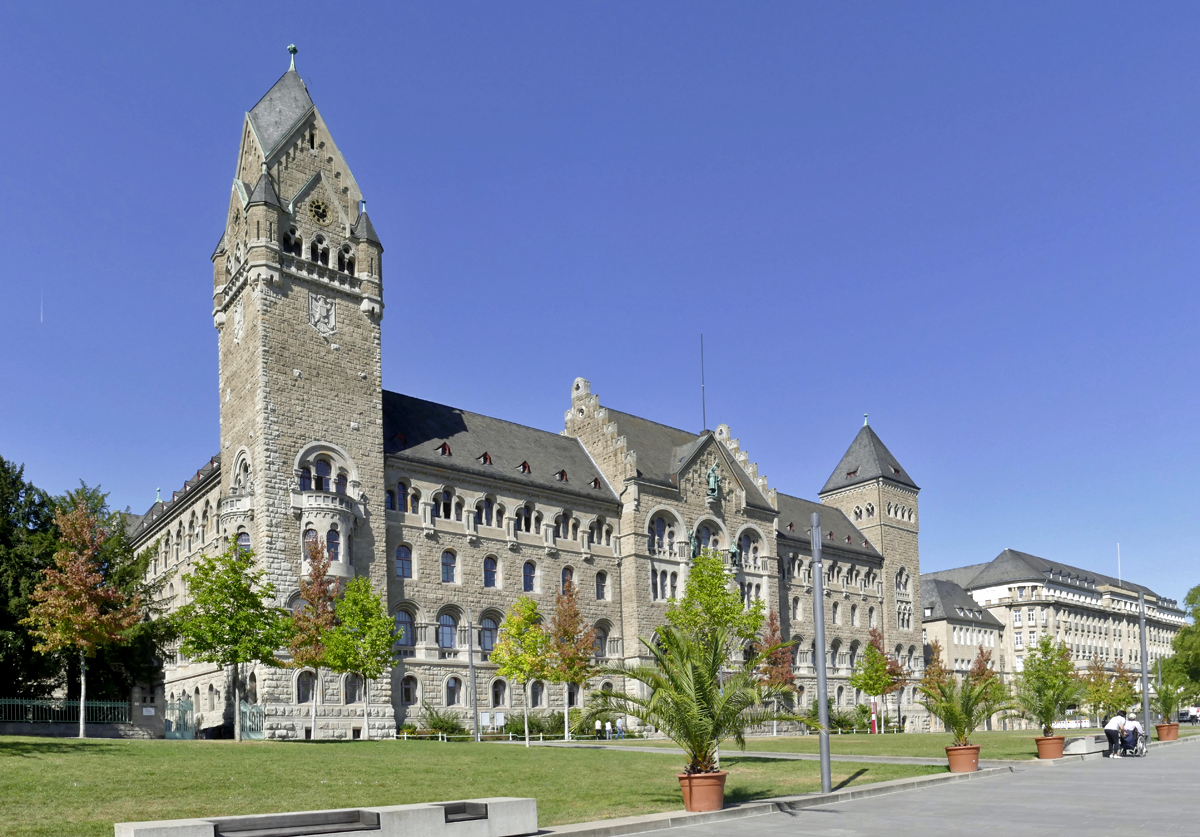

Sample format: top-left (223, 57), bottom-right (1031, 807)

top-left (130, 58), bottom-right (930, 737)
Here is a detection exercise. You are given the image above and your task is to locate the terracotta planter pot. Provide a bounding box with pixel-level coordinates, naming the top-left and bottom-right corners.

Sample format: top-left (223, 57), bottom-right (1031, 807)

top-left (945, 745), bottom-right (980, 773)
top-left (1034, 735), bottom-right (1065, 759)
top-left (1155, 723), bottom-right (1179, 742)
top-left (677, 771), bottom-right (727, 812)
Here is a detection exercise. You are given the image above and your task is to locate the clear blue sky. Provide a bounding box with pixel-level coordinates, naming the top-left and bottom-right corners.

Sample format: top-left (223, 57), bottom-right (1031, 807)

top-left (3, 2), bottom-right (1197, 605)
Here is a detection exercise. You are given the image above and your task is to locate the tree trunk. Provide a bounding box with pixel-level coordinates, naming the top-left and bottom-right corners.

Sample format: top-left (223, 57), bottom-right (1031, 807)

top-left (78, 650), bottom-right (86, 740)
top-left (234, 663), bottom-right (242, 743)
top-left (523, 682), bottom-right (530, 748)
top-left (312, 667), bottom-right (318, 740)
top-left (363, 674), bottom-right (370, 741)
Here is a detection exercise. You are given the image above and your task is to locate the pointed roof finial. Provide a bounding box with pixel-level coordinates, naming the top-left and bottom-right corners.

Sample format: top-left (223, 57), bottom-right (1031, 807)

top-left (156, 487), bottom-right (162, 503)
top-left (863, 413), bottom-right (869, 427)
top-left (288, 44), bottom-right (298, 72)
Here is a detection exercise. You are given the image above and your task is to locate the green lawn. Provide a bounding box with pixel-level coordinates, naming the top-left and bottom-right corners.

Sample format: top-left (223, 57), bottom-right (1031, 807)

top-left (604, 729), bottom-right (1120, 760)
top-left (0, 737), bottom-right (942, 837)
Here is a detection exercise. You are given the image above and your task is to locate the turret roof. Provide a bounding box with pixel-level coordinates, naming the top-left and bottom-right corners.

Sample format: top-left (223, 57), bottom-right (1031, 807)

top-left (820, 423), bottom-right (918, 494)
top-left (246, 170), bottom-right (283, 208)
top-left (248, 69), bottom-right (314, 157)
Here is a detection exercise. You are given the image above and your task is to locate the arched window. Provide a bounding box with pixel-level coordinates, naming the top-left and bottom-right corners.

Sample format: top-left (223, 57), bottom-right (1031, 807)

top-left (441, 551), bottom-right (456, 583)
top-left (523, 562), bottom-right (536, 593)
top-left (851, 604), bottom-right (858, 627)
top-left (385, 490), bottom-right (396, 510)
top-left (326, 529), bottom-right (340, 562)
top-left (438, 613), bottom-right (458, 650)
top-left (395, 545), bottom-right (412, 578)
top-left (647, 514), bottom-right (676, 555)
top-left (208, 683), bottom-right (218, 711)
top-left (394, 611), bottom-right (415, 651)
top-left (516, 505), bottom-right (533, 533)
top-left (310, 236), bottom-right (329, 266)
top-left (401, 675), bottom-right (418, 705)
top-left (651, 569), bottom-right (659, 599)
top-left (236, 531), bottom-right (251, 556)
top-left (491, 680), bottom-right (507, 707)
top-left (865, 503), bottom-right (875, 519)
top-left (854, 506), bottom-right (863, 521)
top-left (303, 528), bottom-right (319, 559)
top-left (408, 488), bottom-right (420, 514)
top-left (454, 499), bottom-right (464, 522)
top-left (670, 572), bottom-right (678, 599)
top-left (831, 602), bottom-right (840, 625)
top-left (739, 533), bottom-right (759, 565)
top-left (335, 473), bottom-right (347, 495)
top-left (660, 570), bottom-right (668, 600)
top-left (698, 525), bottom-right (720, 551)
top-left (338, 244), bottom-right (356, 275)
top-left (483, 556), bottom-right (497, 588)
top-left (475, 498), bottom-right (494, 527)
top-left (495, 504), bottom-right (505, 529)
top-left (868, 607), bottom-right (876, 629)
top-left (297, 671), bottom-right (315, 704)
top-left (594, 626), bottom-right (608, 658)
top-left (345, 674), bottom-right (363, 704)
top-left (530, 680), bottom-right (544, 708)
top-left (568, 683), bottom-right (580, 708)
top-left (446, 676), bottom-right (462, 706)
top-left (595, 571), bottom-right (608, 600)
top-left (480, 617), bottom-right (498, 653)
top-left (561, 566), bottom-right (573, 593)
top-left (792, 597), bottom-right (800, 621)
top-left (312, 460), bottom-right (331, 491)
top-left (283, 227), bottom-right (303, 257)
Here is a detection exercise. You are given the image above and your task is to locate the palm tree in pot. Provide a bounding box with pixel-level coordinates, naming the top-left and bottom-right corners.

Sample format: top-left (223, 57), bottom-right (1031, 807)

top-left (1150, 676), bottom-right (1187, 741)
top-left (588, 626), bottom-right (796, 812)
top-left (1006, 636), bottom-right (1081, 759)
top-left (919, 674), bottom-right (1007, 772)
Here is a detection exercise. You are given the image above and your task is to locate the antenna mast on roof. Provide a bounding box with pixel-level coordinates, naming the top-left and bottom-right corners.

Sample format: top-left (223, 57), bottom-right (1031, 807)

top-left (700, 334), bottom-right (707, 431)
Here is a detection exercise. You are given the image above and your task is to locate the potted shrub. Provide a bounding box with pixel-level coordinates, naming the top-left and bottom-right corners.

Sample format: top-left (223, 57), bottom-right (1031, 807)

top-left (589, 626), bottom-right (794, 812)
top-left (1006, 637), bottom-right (1081, 760)
top-left (919, 675), bottom-right (1004, 772)
top-left (1151, 678), bottom-right (1186, 741)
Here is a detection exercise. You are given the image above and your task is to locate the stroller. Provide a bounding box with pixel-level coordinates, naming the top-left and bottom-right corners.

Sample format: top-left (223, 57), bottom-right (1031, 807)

top-left (1119, 729), bottom-right (1148, 758)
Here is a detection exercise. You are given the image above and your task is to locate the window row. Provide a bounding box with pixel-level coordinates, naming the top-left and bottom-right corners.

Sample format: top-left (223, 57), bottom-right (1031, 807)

top-left (887, 502), bottom-right (915, 522)
top-left (392, 609), bottom-right (614, 660)
top-left (398, 675), bottom-right (617, 709)
top-left (394, 546), bottom-right (610, 599)
top-left (281, 228), bottom-right (357, 276)
top-left (298, 457), bottom-right (349, 493)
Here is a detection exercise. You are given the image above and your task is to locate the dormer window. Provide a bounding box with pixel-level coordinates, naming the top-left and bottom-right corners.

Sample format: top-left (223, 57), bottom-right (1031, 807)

top-left (555, 470), bottom-right (568, 482)
top-left (518, 461), bottom-right (531, 474)
top-left (437, 443), bottom-right (452, 456)
top-left (846, 467), bottom-right (859, 478)
top-left (478, 452), bottom-right (493, 466)
top-left (891, 466), bottom-right (901, 475)
top-left (787, 522), bottom-right (794, 532)
top-left (590, 477), bottom-right (601, 489)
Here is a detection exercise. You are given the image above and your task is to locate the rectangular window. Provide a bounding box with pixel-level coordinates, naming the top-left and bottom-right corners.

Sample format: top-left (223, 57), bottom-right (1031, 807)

top-left (1014, 632), bottom-right (1023, 649)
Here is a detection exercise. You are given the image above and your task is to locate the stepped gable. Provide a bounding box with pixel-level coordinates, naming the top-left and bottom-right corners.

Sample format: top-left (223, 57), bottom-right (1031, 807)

top-left (247, 69), bottom-right (315, 157)
top-left (820, 423), bottom-right (918, 494)
top-left (921, 577), bottom-right (1003, 627)
top-left (383, 391), bottom-right (619, 501)
top-left (602, 409), bottom-right (773, 509)
top-left (775, 492), bottom-right (882, 560)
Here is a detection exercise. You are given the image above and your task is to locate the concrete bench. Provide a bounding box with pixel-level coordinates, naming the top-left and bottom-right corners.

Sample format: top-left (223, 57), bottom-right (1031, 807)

top-left (1062, 734), bottom-right (1108, 755)
top-left (114, 798), bottom-right (537, 837)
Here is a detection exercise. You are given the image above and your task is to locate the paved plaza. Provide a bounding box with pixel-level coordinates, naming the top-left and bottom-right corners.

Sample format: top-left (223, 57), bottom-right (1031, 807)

top-left (662, 741), bottom-right (1200, 837)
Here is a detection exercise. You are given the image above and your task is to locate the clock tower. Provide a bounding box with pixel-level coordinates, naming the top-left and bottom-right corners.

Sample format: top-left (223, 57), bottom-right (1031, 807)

top-left (210, 48), bottom-right (392, 733)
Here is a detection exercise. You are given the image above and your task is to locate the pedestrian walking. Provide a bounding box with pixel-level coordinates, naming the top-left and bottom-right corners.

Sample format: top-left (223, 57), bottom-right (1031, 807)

top-left (616, 717), bottom-right (625, 739)
top-left (594, 719), bottom-right (602, 739)
top-left (604, 720), bottom-right (612, 740)
top-left (1103, 712), bottom-right (1126, 759)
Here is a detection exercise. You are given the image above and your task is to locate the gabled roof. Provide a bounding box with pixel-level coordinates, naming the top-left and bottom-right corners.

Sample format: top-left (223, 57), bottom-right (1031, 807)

top-left (820, 423), bottom-right (918, 494)
top-left (131, 454), bottom-right (222, 542)
top-left (352, 210), bottom-right (381, 245)
top-left (602, 410), bottom-right (772, 509)
top-left (246, 170), bottom-right (283, 208)
top-left (248, 69), bottom-right (314, 157)
top-left (920, 577), bottom-right (1003, 627)
top-left (774, 492), bottom-right (882, 560)
top-left (383, 391), bottom-right (619, 504)
top-left (922, 562), bottom-right (991, 590)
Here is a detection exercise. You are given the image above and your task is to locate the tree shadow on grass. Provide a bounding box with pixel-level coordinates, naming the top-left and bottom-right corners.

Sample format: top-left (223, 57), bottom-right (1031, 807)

top-left (0, 737), bottom-right (121, 758)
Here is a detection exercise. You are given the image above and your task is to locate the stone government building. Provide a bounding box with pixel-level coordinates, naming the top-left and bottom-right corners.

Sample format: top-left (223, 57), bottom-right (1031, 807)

top-left (128, 57), bottom-right (928, 739)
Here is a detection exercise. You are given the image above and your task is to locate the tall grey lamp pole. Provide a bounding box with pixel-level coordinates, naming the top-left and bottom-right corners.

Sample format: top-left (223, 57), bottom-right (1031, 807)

top-left (811, 512), bottom-right (832, 794)
top-left (1138, 592), bottom-right (1151, 726)
top-left (467, 605), bottom-right (480, 742)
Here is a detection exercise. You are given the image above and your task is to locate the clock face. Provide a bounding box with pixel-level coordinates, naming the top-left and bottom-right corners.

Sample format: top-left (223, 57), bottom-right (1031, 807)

top-left (308, 198), bottom-right (331, 226)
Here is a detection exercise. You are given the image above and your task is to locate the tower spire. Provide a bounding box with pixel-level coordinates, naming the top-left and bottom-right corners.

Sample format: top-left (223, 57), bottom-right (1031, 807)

top-left (288, 44), bottom-right (298, 72)
top-left (863, 413), bottom-right (869, 427)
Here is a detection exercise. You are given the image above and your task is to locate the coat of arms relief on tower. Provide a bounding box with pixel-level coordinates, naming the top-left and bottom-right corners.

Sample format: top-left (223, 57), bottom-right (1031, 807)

top-left (232, 298), bottom-right (244, 344)
top-left (309, 292), bottom-right (336, 336)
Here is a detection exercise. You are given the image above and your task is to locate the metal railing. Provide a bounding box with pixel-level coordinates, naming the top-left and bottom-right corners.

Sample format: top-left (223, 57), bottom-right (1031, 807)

top-left (0, 698), bottom-right (131, 724)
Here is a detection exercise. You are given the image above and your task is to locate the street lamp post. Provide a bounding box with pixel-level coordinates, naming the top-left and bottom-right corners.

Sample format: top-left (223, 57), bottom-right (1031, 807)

top-left (811, 512), bottom-right (832, 794)
top-left (1138, 592), bottom-right (1151, 726)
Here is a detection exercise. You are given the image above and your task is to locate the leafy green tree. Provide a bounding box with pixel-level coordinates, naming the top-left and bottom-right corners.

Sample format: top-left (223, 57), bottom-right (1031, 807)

top-left (1007, 635), bottom-right (1081, 737)
top-left (849, 640), bottom-right (893, 732)
top-left (289, 538), bottom-right (339, 739)
top-left (665, 549), bottom-right (763, 649)
top-left (1107, 658), bottom-right (1139, 717)
top-left (547, 578), bottom-right (595, 741)
top-left (0, 457), bottom-right (60, 697)
top-left (1168, 583), bottom-right (1200, 690)
top-left (22, 501), bottom-right (142, 738)
top-left (324, 576), bottom-right (395, 741)
top-left (589, 626), bottom-right (795, 774)
top-left (491, 596), bottom-right (549, 747)
top-left (1080, 656), bottom-right (1110, 723)
top-left (175, 542), bottom-right (292, 741)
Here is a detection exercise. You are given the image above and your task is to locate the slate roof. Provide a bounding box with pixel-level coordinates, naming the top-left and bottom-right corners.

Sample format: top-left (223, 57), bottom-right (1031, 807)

top-left (602, 409), bottom-right (772, 509)
top-left (921, 577), bottom-right (1003, 626)
top-left (774, 492), bottom-right (882, 560)
top-left (247, 171), bottom-right (283, 208)
top-left (820, 424), bottom-right (918, 494)
top-left (248, 69), bottom-right (314, 157)
top-left (383, 391), bottom-right (619, 504)
top-left (927, 549), bottom-right (1180, 611)
top-left (132, 454), bottom-right (221, 542)
top-left (352, 210), bottom-right (381, 245)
